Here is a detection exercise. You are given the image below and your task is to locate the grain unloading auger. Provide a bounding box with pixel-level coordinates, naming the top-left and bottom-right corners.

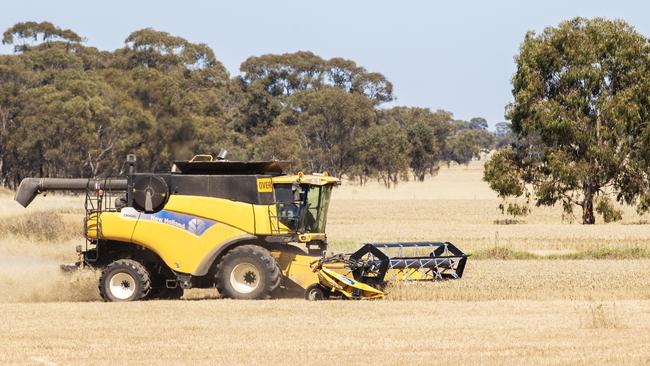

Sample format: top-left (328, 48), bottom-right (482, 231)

top-left (15, 153), bottom-right (468, 301)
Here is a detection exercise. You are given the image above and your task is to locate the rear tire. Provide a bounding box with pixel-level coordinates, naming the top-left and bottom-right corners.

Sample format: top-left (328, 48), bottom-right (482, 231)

top-left (215, 245), bottom-right (281, 299)
top-left (99, 259), bottom-right (151, 302)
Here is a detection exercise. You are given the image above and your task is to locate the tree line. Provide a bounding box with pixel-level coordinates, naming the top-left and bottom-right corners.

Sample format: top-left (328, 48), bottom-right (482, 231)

top-left (0, 21), bottom-right (500, 188)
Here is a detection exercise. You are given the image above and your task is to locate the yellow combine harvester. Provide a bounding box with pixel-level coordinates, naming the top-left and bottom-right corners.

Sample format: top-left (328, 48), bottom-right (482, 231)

top-left (15, 153), bottom-right (467, 301)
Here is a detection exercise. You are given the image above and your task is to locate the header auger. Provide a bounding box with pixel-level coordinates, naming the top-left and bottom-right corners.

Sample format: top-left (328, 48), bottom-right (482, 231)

top-left (15, 153), bottom-right (468, 301)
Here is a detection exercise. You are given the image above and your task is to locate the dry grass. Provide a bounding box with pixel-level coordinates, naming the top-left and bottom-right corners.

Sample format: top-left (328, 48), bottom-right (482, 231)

top-left (0, 192), bottom-right (83, 217)
top-left (579, 303), bottom-right (625, 329)
top-left (385, 259), bottom-right (650, 301)
top-left (1, 300), bottom-right (649, 365)
top-left (0, 211), bottom-right (82, 241)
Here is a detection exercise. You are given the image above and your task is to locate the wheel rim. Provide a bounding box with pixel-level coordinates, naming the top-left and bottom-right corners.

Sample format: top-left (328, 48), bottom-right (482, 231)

top-left (109, 272), bottom-right (137, 300)
top-left (308, 288), bottom-right (324, 301)
top-left (230, 262), bottom-right (260, 294)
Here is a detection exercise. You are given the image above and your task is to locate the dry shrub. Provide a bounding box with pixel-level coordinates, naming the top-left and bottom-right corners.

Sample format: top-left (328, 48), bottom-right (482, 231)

top-left (623, 220), bottom-right (650, 225)
top-left (0, 211), bottom-right (82, 241)
top-left (469, 246), bottom-right (650, 260)
top-left (493, 218), bottom-right (525, 225)
top-left (564, 246), bottom-right (650, 260)
top-left (579, 303), bottom-right (625, 329)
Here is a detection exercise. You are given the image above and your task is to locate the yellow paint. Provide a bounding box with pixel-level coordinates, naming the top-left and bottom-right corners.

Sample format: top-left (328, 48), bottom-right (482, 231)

top-left (130, 215), bottom-right (248, 274)
top-left (297, 233), bottom-right (326, 243)
top-left (272, 251), bottom-right (384, 299)
top-left (87, 211), bottom-right (137, 242)
top-left (273, 251), bottom-right (320, 288)
top-left (88, 180), bottom-right (339, 278)
top-left (164, 195), bottom-right (257, 233)
top-left (256, 178), bottom-right (273, 192)
top-left (272, 174), bottom-right (340, 186)
top-left (319, 267), bottom-right (384, 299)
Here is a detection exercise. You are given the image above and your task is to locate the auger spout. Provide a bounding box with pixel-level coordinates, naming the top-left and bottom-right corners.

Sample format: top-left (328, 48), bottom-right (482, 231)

top-left (14, 177), bottom-right (127, 207)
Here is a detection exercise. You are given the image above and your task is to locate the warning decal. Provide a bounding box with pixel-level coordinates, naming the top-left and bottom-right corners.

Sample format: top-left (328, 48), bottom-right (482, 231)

top-left (257, 178), bottom-right (273, 192)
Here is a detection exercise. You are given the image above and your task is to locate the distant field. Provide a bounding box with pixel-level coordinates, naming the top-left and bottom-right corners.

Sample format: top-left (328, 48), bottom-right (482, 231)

top-left (328, 161), bottom-right (650, 253)
top-left (1, 160), bottom-right (649, 364)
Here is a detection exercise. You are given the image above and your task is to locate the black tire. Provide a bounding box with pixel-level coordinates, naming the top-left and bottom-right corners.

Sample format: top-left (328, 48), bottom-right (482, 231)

top-left (305, 284), bottom-right (329, 301)
top-left (148, 286), bottom-right (184, 300)
top-left (215, 245), bottom-right (281, 299)
top-left (99, 259), bottom-right (151, 302)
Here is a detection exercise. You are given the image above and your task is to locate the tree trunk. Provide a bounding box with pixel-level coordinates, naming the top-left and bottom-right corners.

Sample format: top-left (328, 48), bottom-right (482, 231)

top-left (582, 187), bottom-right (596, 225)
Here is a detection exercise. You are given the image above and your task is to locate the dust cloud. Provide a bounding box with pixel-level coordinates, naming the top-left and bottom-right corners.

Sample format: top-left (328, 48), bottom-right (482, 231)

top-left (0, 256), bottom-right (99, 303)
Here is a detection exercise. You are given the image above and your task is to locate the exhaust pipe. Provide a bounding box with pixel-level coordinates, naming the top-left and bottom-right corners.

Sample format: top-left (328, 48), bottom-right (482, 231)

top-left (14, 178), bottom-right (127, 208)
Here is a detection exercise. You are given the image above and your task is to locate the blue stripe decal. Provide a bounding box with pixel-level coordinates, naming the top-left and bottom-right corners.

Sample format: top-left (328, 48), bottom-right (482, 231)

top-left (141, 210), bottom-right (216, 237)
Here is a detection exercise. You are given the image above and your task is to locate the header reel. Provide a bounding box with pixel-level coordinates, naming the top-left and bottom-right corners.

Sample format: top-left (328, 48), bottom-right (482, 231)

top-left (306, 242), bottom-right (468, 300)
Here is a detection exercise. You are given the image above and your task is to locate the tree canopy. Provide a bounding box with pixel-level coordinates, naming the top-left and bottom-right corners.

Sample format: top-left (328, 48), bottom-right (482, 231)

top-left (484, 17), bottom-right (650, 224)
top-left (0, 21), bottom-right (494, 189)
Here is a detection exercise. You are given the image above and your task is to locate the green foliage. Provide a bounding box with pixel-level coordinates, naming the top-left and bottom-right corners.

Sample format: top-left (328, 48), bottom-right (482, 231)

top-left (494, 121), bottom-right (515, 148)
top-left (378, 107), bottom-right (454, 181)
top-left (484, 148), bottom-right (525, 197)
top-left (441, 118), bottom-right (495, 165)
top-left (239, 51), bottom-right (393, 103)
top-left (2, 21), bottom-right (81, 52)
top-left (444, 130), bottom-right (480, 165)
top-left (273, 88), bottom-right (376, 177)
top-left (501, 202), bottom-right (530, 217)
top-left (0, 21), bottom-right (497, 188)
top-left (469, 117), bottom-right (488, 130)
top-left (357, 122), bottom-right (410, 187)
top-left (595, 196), bottom-right (623, 223)
top-left (484, 17), bottom-right (650, 224)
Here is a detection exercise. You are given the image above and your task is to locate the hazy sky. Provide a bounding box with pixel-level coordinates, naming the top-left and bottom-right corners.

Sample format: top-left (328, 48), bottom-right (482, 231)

top-left (1, 0), bottom-right (648, 129)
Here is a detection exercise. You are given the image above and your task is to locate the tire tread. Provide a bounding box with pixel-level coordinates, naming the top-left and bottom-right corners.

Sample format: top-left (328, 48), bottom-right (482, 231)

top-left (99, 259), bottom-right (151, 302)
top-left (215, 244), bottom-right (281, 299)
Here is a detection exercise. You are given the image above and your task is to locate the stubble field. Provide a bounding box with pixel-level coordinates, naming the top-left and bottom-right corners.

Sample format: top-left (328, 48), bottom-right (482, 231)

top-left (1, 161), bottom-right (649, 365)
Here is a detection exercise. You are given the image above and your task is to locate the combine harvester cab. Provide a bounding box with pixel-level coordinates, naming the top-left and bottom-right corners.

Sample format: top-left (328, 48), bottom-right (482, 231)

top-left (14, 152), bottom-right (468, 301)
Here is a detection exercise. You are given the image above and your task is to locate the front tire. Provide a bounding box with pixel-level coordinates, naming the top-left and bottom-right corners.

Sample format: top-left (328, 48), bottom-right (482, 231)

top-left (305, 284), bottom-right (329, 301)
top-left (99, 259), bottom-right (151, 302)
top-left (216, 245), bottom-right (281, 299)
